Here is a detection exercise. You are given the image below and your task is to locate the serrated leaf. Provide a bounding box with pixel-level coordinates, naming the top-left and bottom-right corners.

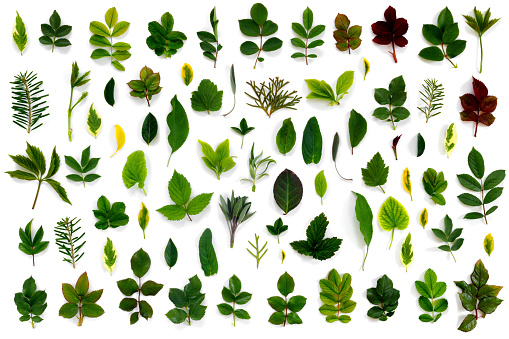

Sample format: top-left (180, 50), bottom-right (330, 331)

top-left (102, 237), bottom-right (117, 275)
top-left (400, 233), bottom-right (414, 272)
top-left (362, 152), bottom-right (389, 192)
top-left (378, 197), bottom-right (409, 249)
top-left (191, 79), bottom-right (223, 114)
top-left (444, 123), bottom-right (457, 157)
top-left (122, 151), bottom-right (147, 195)
top-left (87, 104), bottom-right (102, 138)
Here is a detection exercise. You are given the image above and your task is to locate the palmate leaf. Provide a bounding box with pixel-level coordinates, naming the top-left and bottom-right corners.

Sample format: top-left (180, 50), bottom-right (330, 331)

top-left (361, 152), bottom-right (389, 193)
top-left (290, 213), bottom-right (342, 260)
top-left (15, 277), bottom-right (48, 328)
top-left (371, 6), bottom-right (408, 63)
top-left (11, 71), bottom-right (50, 133)
top-left (18, 219), bottom-right (49, 266)
top-left (93, 195), bottom-right (129, 230)
top-left (65, 146), bottom-right (100, 187)
top-left (191, 79), bottom-right (223, 114)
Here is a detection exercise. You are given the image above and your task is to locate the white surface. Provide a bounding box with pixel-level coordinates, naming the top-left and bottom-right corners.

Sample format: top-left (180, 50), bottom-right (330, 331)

top-left (1, 0), bottom-right (508, 337)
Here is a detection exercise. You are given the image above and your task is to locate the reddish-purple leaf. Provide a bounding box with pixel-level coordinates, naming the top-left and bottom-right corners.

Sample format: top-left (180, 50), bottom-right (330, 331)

top-left (371, 6), bottom-right (408, 63)
top-left (459, 77), bottom-right (497, 137)
top-left (392, 134), bottom-right (402, 160)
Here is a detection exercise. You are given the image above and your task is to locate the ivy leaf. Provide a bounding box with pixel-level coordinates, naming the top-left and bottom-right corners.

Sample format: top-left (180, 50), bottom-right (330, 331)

top-left (198, 228), bottom-right (218, 277)
top-left (191, 79), bottom-right (223, 114)
top-left (164, 238), bottom-right (178, 269)
top-left (290, 213), bottom-right (342, 260)
top-left (122, 151), bottom-right (147, 195)
top-left (361, 152), bottom-right (389, 193)
top-left (141, 113), bottom-right (158, 145)
top-left (378, 197), bottom-right (409, 249)
top-left (302, 117), bottom-right (322, 164)
top-left (273, 169), bottom-right (303, 215)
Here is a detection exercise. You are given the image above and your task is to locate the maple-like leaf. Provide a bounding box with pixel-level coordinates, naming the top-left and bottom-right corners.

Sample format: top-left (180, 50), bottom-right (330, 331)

top-left (371, 6), bottom-right (408, 63)
top-left (459, 77), bottom-right (497, 137)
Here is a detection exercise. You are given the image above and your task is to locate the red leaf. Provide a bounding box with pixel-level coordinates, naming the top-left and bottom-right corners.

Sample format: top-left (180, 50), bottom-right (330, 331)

top-left (372, 35), bottom-right (392, 45)
top-left (460, 111), bottom-right (479, 122)
top-left (472, 77), bottom-right (488, 100)
top-left (459, 94), bottom-right (480, 111)
top-left (384, 6), bottom-right (396, 25)
top-left (371, 21), bottom-right (391, 35)
top-left (393, 18), bottom-right (409, 36)
top-left (481, 96), bottom-right (497, 113)
top-left (372, 6), bottom-right (408, 62)
top-left (478, 113), bottom-right (496, 126)
top-left (393, 36), bottom-right (408, 48)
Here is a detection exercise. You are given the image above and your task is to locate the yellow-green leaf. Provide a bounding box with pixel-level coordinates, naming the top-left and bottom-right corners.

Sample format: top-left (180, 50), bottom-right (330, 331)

top-left (87, 103), bottom-right (102, 138)
top-left (402, 167), bottom-right (412, 201)
top-left (138, 202), bottom-right (149, 239)
top-left (444, 123), bottom-right (457, 158)
top-left (105, 7), bottom-right (118, 29)
top-left (420, 208), bottom-right (428, 229)
top-left (400, 232), bottom-right (413, 272)
top-left (363, 58), bottom-right (370, 80)
top-left (281, 250), bottom-right (286, 264)
top-left (181, 63), bottom-right (193, 86)
top-left (484, 233), bottom-right (494, 256)
top-left (111, 125), bottom-right (125, 157)
top-left (102, 237), bottom-right (117, 275)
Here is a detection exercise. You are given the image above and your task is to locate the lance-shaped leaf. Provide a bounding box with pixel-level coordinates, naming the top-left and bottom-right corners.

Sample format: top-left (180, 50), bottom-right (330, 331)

top-left (352, 192), bottom-right (373, 271)
top-left (302, 117), bottom-right (322, 164)
top-left (87, 104), bottom-right (102, 138)
top-left (348, 109), bottom-right (367, 154)
top-left (138, 202), bottom-right (149, 238)
top-left (167, 95), bottom-right (189, 165)
top-left (102, 238), bottom-right (117, 275)
top-left (444, 123), bottom-right (457, 157)
top-left (402, 167), bottom-right (412, 200)
top-left (199, 228), bottom-right (218, 277)
top-left (13, 11), bottom-right (27, 55)
top-left (314, 170), bottom-right (327, 204)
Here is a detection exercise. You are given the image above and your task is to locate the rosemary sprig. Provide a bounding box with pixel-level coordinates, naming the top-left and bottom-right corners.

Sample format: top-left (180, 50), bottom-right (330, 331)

top-left (417, 79), bottom-right (444, 123)
top-left (219, 191), bottom-right (256, 248)
top-left (247, 234), bottom-right (267, 269)
top-left (245, 77), bottom-right (301, 118)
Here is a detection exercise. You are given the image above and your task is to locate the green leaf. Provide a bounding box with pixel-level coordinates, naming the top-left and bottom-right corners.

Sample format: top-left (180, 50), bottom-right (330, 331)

top-left (484, 170), bottom-right (505, 190)
top-left (141, 280), bottom-right (164, 296)
top-left (75, 272), bottom-right (89, 296)
top-left (484, 233), bottom-right (494, 256)
top-left (102, 238), bottom-right (117, 274)
top-left (164, 238), bottom-right (178, 269)
top-left (447, 39), bottom-right (466, 58)
top-left (250, 3), bottom-right (268, 26)
top-left (418, 296), bottom-right (433, 312)
top-left (484, 187), bottom-right (503, 204)
top-left (348, 109), bottom-right (367, 152)
top-left (191, 79), bottom-right (223, 113)
top-left (336, 71), bottom-right (354, 95)
top-left (422, 24), bottom-right (443, 45)
top-left (13, 12), bottom-right (27, 55)
top-left (166, 308), bottom-right (187, 324)
top-left (277, 272), bottom-right (295, 297)
top-left (81, 303), bottom-right (104, 318)
top-left (353, 192), bottom-right (373, 249)
top-left (458, 314), bottom-right (477, 332)
top-left (288, 296), bottom-right (306, 312)
top-left (187, 193), bottom-right (213, 215)
top-left (268, 311), bottom-right (285, 325)
top-left (268, 296), bottom-right (286, 312)
top-left (378, 197), bottom-right (409, 249)
top-left (262, 37), bottom-right (282, 51)
top-left (472, 259), bottom-right (489, 288)
top-left (374, 88), bottom-right (391, 105)
top-left (122, 151), bottom-right (147, 194)
top-left (112, 21), bottom-right (130, 37)
top-left (273, 169), bottom-right (303, 215)
top-left (141, 113), bottom-right (158, 145)
top-left (468, 147), bottom-right (485, 179)
top-left (362, 152), bottom-right (389, 192)
top-left (167, 171), bottom-right (191, 206)
top-left (458, 193), bottom-right (482, 206)
top-left (199, 228), bottom-right (218, 276)
top-left (130, 248), bottom-right (151, 278)
top-left (217, 303), bottom-right (233, 315)
top-left (105, 7), bottom-right (118, 28)
top-left (303, 7), bottom-right (313, 30)
top-left (276, 118), bottom-right (296, 155)
top-left (302, 117), bottom-right (322, 164)
top-left (235, 309), bottom-right (250, 320)
top-left (314, 170), bottom-right (327, 203)
top-left (166, 95), bottom-right (189, 163)
top-left (419, 46), bottom-right (444, 61)
top-left (157, 205), bottom-right (187, 221)
top-left (457, 174), bottom-right (481, 191)
top-left (119, 298), bottom-right (137, 311)
top-left (90, 21), bottom-right (110, 37)
top-left (400, 233), bottom-right (414, 271)
top-left (59, 303), bottom-right (78, 318)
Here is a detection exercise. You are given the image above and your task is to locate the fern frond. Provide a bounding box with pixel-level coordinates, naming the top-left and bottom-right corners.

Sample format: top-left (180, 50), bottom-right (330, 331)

top-left (417, 78), bottom-right (444, 123)
top-left (54, 217), bottom-right (85, 268)
top-left (11, 71), bottom-right (50, 133)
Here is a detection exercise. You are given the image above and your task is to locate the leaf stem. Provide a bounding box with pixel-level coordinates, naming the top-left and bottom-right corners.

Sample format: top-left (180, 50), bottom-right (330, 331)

top-left (362, 245), bottom-right (369, 271)
top-left (21, 75), bottom-right (32, 134)
top-left (305, 32), bottom-right (309, 66)
top-left (254, 32), bottom-right (263, 69)
top-left (379, 185), bottom-right (386, 194)
top-left (479, 35), bottom-right (483, 73)
top-left (441, 43), bottom-right (457, 68)
top-left (32, 180), bottom-right (42, 209)
top-left (480, 179), bottom-right (488, 224)
top-left (214, 41), bottom-right (218, 68)
top-left (67, 87), bottom-right (74, 141)
top-left (388, 229), bottom-right (394, 250)
top-left (389, 41), bottom-right (398, 63)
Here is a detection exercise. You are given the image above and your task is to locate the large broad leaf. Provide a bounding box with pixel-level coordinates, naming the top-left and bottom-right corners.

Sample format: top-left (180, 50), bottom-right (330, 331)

top-left (167, 95), bottom-right (189, 162)
top-left (361, 152), bottom-right (389, 192)
top-left (353, 192), bottom-right (373, 248)
top-left (122, 151), bottom-right (147, 194)
top-left (302, 117), bottom-right (322, 164)
top-left (198, 228), bottom-right (218, 277)
top-left (379, 197), bottom-right (409, 249)
top-left (273, 169), bottom-right (303, 215)
top-left (348, 109), bottom-right (367, 153)
top-left (190, 79), bottom-right (223, 113)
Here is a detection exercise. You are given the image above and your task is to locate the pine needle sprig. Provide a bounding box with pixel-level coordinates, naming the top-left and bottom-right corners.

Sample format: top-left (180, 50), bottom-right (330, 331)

top-left (417, 79), bottom-right (444, 123)
top-left (54, 217), bottom-right (85, 268)
top-left (245, 78), bottom-right (301, 118)
top-left (11, 71), bottom-right (50, 133)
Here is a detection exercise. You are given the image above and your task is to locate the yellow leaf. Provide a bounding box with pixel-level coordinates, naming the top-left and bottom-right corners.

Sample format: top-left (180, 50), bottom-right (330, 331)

top-left (102, 237), bottom-right (117, 275)
top-left (181, 63), bottom-right (193, 86)
top-left (111, 124), bottom-right (125, 157)
top-left (363, 58), bottom-right (370, 80)
top-left (138, 202), bottom-right (149, 239)
top-left (87, 103), bottom-right (102, 138)
top-left (420, 208), bottom-right (428, 229)
top-left (444, 123), bottom-right (457, 158)
top-left (484, 233), bottom-right (494, 256)
top-left (402, 167), bottom-right (412, 201)
top-left (281, 250), bottom-right (286, 264)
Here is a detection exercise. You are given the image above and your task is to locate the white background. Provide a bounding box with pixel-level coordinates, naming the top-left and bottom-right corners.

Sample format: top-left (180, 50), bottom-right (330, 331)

top-left (1, 0), bottom-right (508, 337)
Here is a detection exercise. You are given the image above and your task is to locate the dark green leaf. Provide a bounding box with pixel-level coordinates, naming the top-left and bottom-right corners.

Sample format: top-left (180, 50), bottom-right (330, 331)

top-left (302, 117), bottom-right (322, 164)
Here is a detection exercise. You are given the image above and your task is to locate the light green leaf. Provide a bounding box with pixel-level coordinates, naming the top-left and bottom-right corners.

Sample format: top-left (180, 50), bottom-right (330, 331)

top-left (122, 151), bottom-right (147, 195)
top-left (314, 170), bottom-right (327, 204)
